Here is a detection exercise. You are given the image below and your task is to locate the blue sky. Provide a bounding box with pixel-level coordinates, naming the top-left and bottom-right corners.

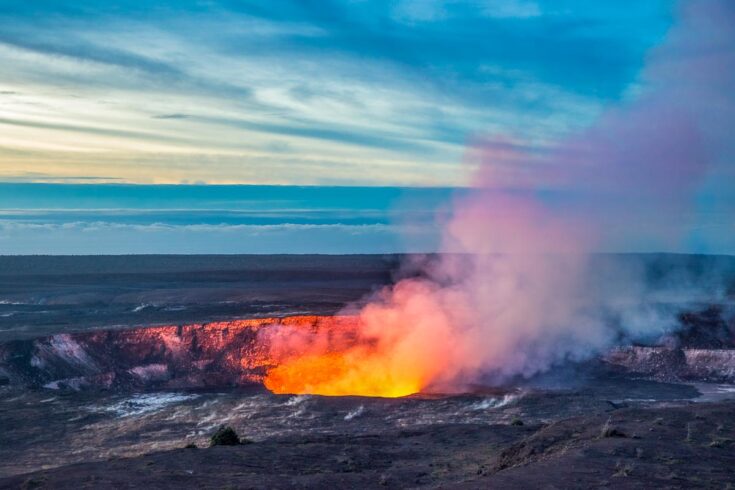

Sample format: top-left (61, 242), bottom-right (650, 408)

top-left (0, 1), bottom-right (732, 254)
top-left (0, 0), bottom-right (673, 185)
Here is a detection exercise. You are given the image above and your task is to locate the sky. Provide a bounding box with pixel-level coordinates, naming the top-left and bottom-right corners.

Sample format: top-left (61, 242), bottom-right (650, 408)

top-left (0, 0), bottom-right (732, 254)
top-left (0, 0), bottom-right (673, 186)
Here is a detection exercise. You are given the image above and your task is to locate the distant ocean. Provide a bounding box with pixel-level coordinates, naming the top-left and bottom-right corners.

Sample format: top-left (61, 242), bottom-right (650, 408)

top-left (0, 184), bottom-right (451, 254)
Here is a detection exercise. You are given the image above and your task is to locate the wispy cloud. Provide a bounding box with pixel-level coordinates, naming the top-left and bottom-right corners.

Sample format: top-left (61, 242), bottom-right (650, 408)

top-left (0, 220), bottom-right (437, 254)
top-left (0, 0), bottom-right (672, 185)
top-left (152, 113), bottom-right (190, 120)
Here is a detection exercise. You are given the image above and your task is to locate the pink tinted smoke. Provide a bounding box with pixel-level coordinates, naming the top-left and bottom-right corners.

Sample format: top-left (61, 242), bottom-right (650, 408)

top-left (349, 0), bottom-right (725, 389)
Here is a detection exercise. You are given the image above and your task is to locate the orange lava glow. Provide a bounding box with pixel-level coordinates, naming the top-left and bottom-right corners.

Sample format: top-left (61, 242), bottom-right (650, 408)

top-left (261, 283), bottom-right (458, 398)
top-left (263, 349), bottom-right (423, 398)
top-left (261, 311), bottom-right (437, 398)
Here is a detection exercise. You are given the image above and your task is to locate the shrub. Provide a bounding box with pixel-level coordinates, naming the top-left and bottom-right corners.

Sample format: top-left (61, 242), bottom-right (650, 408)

top-left (210, 425), bottom-right (241, 446)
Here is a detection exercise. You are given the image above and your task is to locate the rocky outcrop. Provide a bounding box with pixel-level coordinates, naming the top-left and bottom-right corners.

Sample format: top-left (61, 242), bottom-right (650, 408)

top-left (604, 305), bottom-right (734, 383)
top-left (605, 346), bottom-right (735, 383)
top-left (0, 315), bottom-right (358, 390)
top-left (684, 349), bottom-right (735, 381)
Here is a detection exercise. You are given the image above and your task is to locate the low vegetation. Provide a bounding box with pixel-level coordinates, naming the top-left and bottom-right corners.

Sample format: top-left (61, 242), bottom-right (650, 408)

top-left (210, 426), bottom-right (241, 446)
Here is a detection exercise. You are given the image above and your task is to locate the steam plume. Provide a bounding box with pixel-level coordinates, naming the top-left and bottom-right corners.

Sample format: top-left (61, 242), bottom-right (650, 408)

top-left (263, 0), bottom-right (734, 396)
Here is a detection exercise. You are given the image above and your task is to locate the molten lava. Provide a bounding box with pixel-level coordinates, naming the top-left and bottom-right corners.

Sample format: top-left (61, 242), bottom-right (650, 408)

top-left (261, 283), bottom-right (458, 398)
top-left (261, 316), bottom-right (426, 397)
top-left (264, 351), bottom-right (421, 398)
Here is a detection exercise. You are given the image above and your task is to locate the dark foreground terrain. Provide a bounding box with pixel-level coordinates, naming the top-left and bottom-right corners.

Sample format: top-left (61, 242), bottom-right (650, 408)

top-left (1, 359), bottom-right (734, 488)
top-left (1, 394), bottom-right (734, 489)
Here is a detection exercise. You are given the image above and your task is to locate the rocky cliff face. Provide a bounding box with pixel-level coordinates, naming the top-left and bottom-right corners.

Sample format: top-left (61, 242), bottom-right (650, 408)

top-left (0, 316), bottom-right (358, 390)
top-left (603, 305), bottom-right (735, 383)
top-left (1, 307), bottom-right (733, 391)
top-left (605, 347), bottom-right (735, 383)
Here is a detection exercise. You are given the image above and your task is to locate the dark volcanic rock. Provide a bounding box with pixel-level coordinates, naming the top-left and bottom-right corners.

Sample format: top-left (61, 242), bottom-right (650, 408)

top-left (0, 254), bottom-right (403, 342)
top-left (606, 346), bottom-right (735, 383)
top-left (605, 347), bottom-right (688, 382)
top-left (2, 402), bottom-right (733, 489)
top-left (677, 306), bottom-right (735, 349)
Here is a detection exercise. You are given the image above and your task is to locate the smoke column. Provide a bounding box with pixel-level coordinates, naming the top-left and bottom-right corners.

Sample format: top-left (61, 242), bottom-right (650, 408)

top-left (263, 0), bottom-right (734, 396)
